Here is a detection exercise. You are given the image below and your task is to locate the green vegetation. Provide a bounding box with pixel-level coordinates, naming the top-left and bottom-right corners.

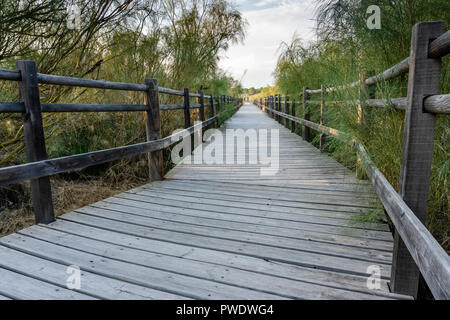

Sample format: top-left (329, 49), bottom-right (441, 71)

top-left (0, 0), bottom-right (246, 233)
top-left (260, 0), bottom-right (449, 250)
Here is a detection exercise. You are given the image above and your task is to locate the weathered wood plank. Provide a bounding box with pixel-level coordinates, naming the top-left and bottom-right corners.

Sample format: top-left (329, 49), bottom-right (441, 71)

top-left (43, 219), bottom-right (399, 295)
top-left (0, 266), bottom-right (95, 300)
top-left (0, 233), bottom-right (286, 300)
top-left (15, 225), bottom-right (398, 300)
top-left (0, 245), bottom-right (186, 300)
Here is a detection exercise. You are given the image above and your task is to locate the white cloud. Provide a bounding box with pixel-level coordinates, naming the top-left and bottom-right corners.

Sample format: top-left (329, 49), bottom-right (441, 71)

top-left (219, 0), bottom-right (317, 88)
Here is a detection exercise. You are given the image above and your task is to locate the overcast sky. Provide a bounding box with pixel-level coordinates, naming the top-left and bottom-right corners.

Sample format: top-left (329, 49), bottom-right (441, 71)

top-left (218, 0), bottom-right (317, 89)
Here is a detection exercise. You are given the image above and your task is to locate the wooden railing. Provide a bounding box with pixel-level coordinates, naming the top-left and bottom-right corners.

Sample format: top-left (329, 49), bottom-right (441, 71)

top-left (255, 21), bottom-right (450, 300)
top-left (0, 59), bottom-right (242, 224)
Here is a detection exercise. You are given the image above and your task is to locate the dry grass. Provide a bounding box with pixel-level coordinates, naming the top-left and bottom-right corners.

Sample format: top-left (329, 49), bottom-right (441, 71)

top-left (0, 176), bottom-right (143, 238)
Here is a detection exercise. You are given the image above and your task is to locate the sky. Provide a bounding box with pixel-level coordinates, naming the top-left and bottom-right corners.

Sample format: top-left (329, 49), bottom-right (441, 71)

top-left (218, 0), bottom-right (317, 89)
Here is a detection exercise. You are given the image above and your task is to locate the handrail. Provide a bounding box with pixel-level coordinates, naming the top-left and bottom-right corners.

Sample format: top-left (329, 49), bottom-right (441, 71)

top-left (304, 23), bottom-right (449, 95)
top-left (302, 94), bottom-right (450, 114)
top-left (255, 21), bottom-right (450, 300)
top-left (429, 29), bottom-right (450, 58)
top-left (0, 68), bottom-right (209, 98)
top-left (0, 59), bottom-right (242, 227)
top-left (0, 115), bottom-right (220, 186)
top-left (259, 103), bottom-right (450, 299)
top-left (0, 102), bottom-right (218, 113)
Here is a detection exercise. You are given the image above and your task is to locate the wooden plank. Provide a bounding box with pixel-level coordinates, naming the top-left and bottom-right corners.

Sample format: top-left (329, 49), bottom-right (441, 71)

top-left (0, 245), bottom-right (186, 300)
top-left (60, 210), bottom-right (392, 278)
top-left (17, 60), bottom-right (55, 224)
top-left (143, 181), bottom-right (379, 210)
top-left (148, 179), bottom-right (378, 201)
top-left (0, 266), bottom-right (95, 300)
top-left (14, 225), bottom-right (399, 300)
top-left (73, 204), bottom-right (392, 263)
top-left (130, 187), bottom-right (384, 222)
top-left (104, 194), bottom-right (391, 242)
top-left (145, 78), bottom-right (163, 181)
top-left (391, 21), bottom-right (446, 298)
top-left (0, 233), bottom-right (286, 300)
top-left (41, 219), bottom-right (401, 296)
top-left (117, 190), bottom-right (390, 233)
top-left (93, 199), bottom-right (393, 251)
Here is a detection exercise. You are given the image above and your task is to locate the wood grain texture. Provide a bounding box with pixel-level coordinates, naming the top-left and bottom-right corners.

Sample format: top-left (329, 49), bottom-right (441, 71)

top-left (392, 21), bottom-right (445, 298)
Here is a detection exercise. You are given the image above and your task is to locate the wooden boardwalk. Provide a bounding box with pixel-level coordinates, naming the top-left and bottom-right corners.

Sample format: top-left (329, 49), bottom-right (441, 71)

top-left (0, 104), bottom-right (412, 300)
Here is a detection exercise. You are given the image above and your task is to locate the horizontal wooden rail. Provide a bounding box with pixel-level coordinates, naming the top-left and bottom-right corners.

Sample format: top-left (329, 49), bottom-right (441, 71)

top-left (0, 59), bottom-right (242, 228)
top-left (356, 141), bottom-right (450, 300)
top-left (255, 22), bottom-right (449, 300)
top-left (0, 102), bottom-right (218, 113)
top-left (258, 102), bottom-right (450, 299)
top-left (429, 29), bottom-right (450, 58)
top-left (304, 24), bottom-right (448, 95)
top-left (0, 69), bottom-right (210, 98)
top-left (295, 93), bottom-right (450, 115)
top-left (36, 73), bottom-right (147, 91)
top-left (0, 115), bottom-right (219, 186)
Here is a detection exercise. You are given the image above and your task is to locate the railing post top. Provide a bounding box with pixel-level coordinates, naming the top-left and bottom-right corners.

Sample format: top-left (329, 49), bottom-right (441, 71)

top-left (144, 78), bottom-right (158, 90)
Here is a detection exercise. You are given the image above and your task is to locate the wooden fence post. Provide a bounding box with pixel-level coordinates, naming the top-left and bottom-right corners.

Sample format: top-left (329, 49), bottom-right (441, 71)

top-left (320, 85), bottom-right (326, 151)
top-left (285, 96), bottom-right (290, 128)
top-left (209, 94), bottom-right (217, 128)
top-left (358, 70), bottom-right (376, 128)
top-left (198, 90), bottom-right (205, 122)
top-left (291, 98), bottom-right (296, 133)
top-left (278, 95), bottom-right (282, 124)
top-left (390, 20), bottom-right (445, 299)
top-left (356, 71), bottom-right (375, 178)
top-left (277, 95), bottom-right (281, 123)
top-left (144, 78), bottom-right (163, 181)
top-left (272, 95), bottom-right (275, 120)
top-left (273, 95), bottom-right (276, 120)
top-left (302, 87), bottom-right (311, 141)
top-left (17, 60), bottom-right (55, 224)
top-left (184, 88), bottom-right (191, 128)
top-left (275, 95), bottom-right (278, 122)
